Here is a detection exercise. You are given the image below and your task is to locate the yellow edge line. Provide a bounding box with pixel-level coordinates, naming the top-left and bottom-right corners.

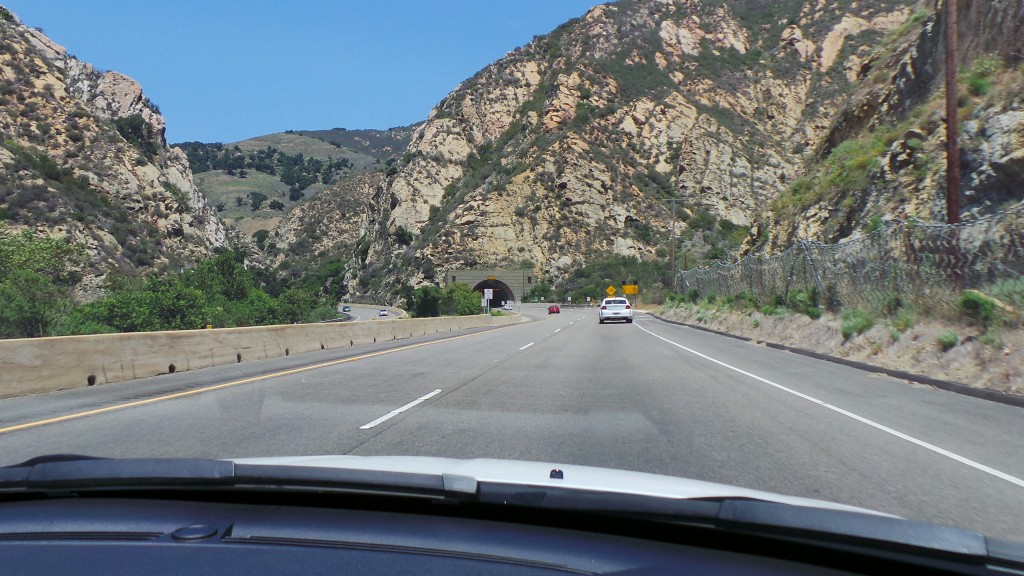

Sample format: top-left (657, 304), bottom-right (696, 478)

top-left (0, 329), bottom-right (489, 436)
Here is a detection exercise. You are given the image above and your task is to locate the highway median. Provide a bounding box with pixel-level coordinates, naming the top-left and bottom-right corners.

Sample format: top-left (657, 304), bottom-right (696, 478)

top-left (0, 313), bottom-right (517, 399)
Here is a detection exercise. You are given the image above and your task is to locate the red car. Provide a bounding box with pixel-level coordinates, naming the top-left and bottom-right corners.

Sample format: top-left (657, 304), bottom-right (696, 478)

top-left (547, 305), bottom-right (560, 314)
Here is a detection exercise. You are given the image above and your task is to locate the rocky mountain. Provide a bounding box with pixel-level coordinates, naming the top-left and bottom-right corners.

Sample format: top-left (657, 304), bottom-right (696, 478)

top-left (344, 0), bottom-right (1023, 305)
top-left (767, 0), bottom-right (1024, 248)
top-left (0, 6), bottom-right (227, 298)
top-left (353, 0), bottom-right (932, 301)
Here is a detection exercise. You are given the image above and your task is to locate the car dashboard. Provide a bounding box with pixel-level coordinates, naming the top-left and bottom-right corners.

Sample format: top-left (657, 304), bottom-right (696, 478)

top-left (0, 492), bottom-right (1013, 575)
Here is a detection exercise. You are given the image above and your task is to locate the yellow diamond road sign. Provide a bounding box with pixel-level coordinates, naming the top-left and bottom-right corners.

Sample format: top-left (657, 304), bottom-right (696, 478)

top-left (606, 285), bottom-right (616, 297)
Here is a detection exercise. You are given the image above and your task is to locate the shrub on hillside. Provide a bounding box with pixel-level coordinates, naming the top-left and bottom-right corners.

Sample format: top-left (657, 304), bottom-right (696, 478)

top-left (0, 270), bottom-right (66, 338)
top-left (413, 284), bottom-right (443, 318)
top-left (114, 114), bottom-right (159, 160)
top-left (439, 283), bottom-right (482, 316)
top-left (841, 308), bottom-right (875, 339)
top-left (787, 289), bottom-right (822, 319)
top-left (959, 291), bottom-right (996, 326)
top-left (937, 330), bottom-right (959, 351)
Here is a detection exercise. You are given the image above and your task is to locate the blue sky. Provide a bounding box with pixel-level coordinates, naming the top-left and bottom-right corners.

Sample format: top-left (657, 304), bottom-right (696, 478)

top-left (3, 1), bottom-right (603, 143)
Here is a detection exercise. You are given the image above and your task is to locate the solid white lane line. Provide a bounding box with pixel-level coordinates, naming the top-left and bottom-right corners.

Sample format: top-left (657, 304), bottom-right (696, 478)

top-left (519, 342), bottom-right (534, 351)
top-left (359, 389), bottom-right (442, 429)
top-left (635, 323), bottom-right (1024, 490)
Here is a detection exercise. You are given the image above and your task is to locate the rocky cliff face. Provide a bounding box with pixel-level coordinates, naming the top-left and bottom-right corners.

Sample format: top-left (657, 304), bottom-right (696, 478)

top-left (766, 0), bottom-right (1024, 249)
top-left (355, 0), bottom-right (923, 301)
top-left (0, 7), bottom-right (226, 298)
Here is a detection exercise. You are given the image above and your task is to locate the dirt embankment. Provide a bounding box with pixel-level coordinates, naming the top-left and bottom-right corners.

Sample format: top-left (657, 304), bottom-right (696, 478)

top-left (654, 305), bottom-right (1024, 397)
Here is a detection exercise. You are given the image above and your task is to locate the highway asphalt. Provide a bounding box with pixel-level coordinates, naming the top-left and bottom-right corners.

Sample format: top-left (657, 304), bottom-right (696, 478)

top-left (2, 304), bottom-right (1023, 542)
top-left (337, 303), bottom-right (398, 321)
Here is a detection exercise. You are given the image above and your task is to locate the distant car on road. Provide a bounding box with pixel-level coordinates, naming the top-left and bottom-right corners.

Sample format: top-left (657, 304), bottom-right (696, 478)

top-left (547, 305), bottom-right (560, 314)
top-left (599, 297), bottom-right (633, 324)
top-left (378, 309), bottom-right (389, 317)
top-left (502, 302), bottom-right (513, 311)
top-left (342, 306), bottom-right (352, 312)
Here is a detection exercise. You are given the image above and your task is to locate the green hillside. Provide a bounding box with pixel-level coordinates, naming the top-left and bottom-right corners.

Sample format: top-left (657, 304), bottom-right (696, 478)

top-left (194, 170), bottom-right (331, 236)
top-left (292, 125), bottom-right (419, 160)
top-left (228, 132), bottom-right (380, 172)
top-left (174, 127), bottom-right (416, 240)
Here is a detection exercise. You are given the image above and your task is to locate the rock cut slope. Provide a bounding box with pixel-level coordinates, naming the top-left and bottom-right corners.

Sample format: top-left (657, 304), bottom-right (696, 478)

top-left (767, 0), bottom-right (1024, 248)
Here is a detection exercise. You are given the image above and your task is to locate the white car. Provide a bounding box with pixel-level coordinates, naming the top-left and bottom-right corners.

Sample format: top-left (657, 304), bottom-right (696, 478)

top-left (598, 297), bottom-right (633, 324)
top-left (378, 309), bottom-right (389, 317)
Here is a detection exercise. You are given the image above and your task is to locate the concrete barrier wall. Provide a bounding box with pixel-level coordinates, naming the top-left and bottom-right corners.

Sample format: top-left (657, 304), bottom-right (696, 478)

top-left (0, 314), bottom-right (516, 399)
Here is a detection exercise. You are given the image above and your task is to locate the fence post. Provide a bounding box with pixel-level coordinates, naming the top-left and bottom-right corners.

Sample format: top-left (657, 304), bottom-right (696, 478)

top-left (801, 241), bottom-right (828, 308)
top-left (880, 223), bottom-right (901, 312)
top-left (783, 243), bottom-right (804, 303)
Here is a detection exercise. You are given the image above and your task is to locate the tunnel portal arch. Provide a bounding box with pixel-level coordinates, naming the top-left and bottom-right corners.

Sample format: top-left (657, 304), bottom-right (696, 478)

top-left (472, 278), bottom-right (515, 309)
top-left (447, 269), bottom-right (534, 308)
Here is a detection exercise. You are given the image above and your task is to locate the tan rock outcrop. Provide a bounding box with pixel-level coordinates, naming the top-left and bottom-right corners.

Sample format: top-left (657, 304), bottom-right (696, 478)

top-left (0, 10), bottom-right (226, 297)
top-left (347, 0), bottom-right (970, 301)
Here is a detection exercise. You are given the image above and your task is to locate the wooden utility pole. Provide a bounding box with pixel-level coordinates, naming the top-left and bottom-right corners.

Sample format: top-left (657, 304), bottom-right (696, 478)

top-left (945, 0), bottom-right (960, 224)
top-left (662, 199), bottom-right (685, 293)
top-left (671, 199), bottom-right (677, 283)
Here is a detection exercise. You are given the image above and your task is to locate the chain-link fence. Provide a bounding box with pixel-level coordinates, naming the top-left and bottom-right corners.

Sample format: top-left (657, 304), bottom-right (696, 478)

top-left (678, 201), bottom-right (1024, 320)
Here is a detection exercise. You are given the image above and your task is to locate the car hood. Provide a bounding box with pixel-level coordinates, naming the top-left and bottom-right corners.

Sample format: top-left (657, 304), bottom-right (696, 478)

top-left (232, 455), bottom-right (892, 517)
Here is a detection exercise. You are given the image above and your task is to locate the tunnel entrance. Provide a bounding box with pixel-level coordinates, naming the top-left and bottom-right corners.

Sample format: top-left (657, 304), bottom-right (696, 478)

top-left (472, 278), bottom-right (515, 309)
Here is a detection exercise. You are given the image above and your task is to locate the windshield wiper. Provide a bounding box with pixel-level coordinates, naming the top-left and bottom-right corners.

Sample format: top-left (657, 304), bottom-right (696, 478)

top-left (0, 455), bottom-right (234, 488)
top-left (478, 482), bottom-right (1024, 570)
top-left (0, 455), bottom-right (467, 500)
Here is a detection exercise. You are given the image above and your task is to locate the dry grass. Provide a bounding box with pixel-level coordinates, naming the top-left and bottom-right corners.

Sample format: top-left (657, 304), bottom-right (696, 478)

top-left (656, 304), bottom-right (1024, 396)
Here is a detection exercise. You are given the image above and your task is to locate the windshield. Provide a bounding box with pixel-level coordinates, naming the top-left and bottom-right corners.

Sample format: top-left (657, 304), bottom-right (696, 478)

top-left (1, 0), bottom-right (1023, 548)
